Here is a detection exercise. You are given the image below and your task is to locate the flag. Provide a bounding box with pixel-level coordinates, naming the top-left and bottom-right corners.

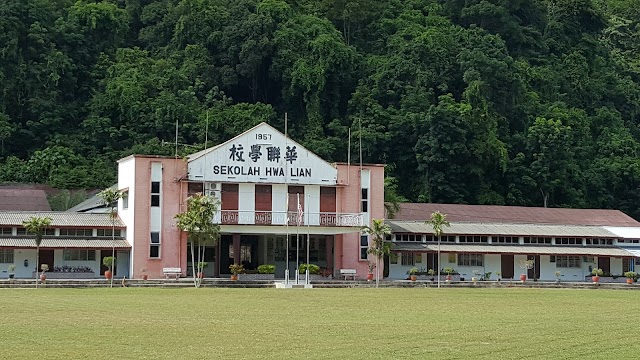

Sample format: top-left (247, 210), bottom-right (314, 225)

top-left (297, 193), bottom-right (303, 225)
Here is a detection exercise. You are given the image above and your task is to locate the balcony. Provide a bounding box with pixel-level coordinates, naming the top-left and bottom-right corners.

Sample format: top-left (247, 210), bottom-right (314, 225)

top-left (215, 210), bottom-right (364, 227)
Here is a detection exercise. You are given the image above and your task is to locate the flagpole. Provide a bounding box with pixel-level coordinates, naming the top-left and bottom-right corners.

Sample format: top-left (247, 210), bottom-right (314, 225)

top-left (284, 113), bottom-right (289, 285)
top-left (306, 194), bottom-right (310, 286)
top-left (296, 193), bottom-right (300, 285)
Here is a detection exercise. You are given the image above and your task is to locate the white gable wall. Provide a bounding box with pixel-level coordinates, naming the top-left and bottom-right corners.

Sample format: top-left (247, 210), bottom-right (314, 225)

top-left (188, 123), bottom-right (337, 185)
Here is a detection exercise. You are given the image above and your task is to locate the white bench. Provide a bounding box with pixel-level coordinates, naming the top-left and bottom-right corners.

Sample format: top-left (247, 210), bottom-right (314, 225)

top-left (340, 269), bottom-right (357, 280)
top-left (163, 267), bottom-right (182, 279)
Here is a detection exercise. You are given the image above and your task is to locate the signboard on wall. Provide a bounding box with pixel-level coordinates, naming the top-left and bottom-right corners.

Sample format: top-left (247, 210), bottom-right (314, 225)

top-left (187, 122), bottom-right (338, 185)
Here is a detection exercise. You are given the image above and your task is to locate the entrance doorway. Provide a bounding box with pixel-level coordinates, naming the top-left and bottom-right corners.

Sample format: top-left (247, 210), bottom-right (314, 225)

top-left (527, 255), bottom-right (540, 280)
top-left (598, 257), bottom-right (610, 274)
top-left (38, 249), bottom-right (54, 273)
top-left (501, 255), bottom-right (514, 279)
top-left (100, 250), bottom-right (116, 276)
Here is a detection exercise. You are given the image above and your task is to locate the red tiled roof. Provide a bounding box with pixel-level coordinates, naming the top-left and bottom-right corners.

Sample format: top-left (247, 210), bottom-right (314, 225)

top-left (396, 203), bottom-right (640, 227)
top-left (0, 189), bottom-right (51, 211)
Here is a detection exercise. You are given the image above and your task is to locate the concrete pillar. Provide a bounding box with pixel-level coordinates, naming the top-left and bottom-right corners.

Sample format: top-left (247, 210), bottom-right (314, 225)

top-left (214, 239), bottom-right (221, 278)
top-left (233, 234), bottom-right (241, 265)
top-left (325, 235), bottom-right (333, 271)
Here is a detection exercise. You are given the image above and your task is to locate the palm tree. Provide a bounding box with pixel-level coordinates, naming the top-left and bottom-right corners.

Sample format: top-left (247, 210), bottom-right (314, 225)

top-left (175, 194), bottom-right (220, 288)
top-left (22, 216), bottom-right (52, 288)
top-left (98, 187), bottom-right (123, 288)
top-left (383, 177), bottom-right (407, 219)
top-left (426, 211), bottom-right (450, 288)
top-left (364, 219), bottom-right (392, 288)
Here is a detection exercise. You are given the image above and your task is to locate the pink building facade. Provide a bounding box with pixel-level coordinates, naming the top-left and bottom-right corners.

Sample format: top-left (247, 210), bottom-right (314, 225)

top-left (117, 123), bottom-right (384, 279)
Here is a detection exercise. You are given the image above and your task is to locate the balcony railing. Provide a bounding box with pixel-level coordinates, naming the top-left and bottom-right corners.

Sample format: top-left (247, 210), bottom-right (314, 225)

top-left (215, 210), bottom-right (364, 227)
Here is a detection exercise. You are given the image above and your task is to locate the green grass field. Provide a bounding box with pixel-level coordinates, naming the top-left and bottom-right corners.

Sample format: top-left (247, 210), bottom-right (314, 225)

top-left (0, 288), bottom-right (637, 359)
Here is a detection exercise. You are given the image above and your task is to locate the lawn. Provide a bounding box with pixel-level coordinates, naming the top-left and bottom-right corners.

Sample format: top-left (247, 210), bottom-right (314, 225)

top-left (0, 287), bottom-right (637, 359)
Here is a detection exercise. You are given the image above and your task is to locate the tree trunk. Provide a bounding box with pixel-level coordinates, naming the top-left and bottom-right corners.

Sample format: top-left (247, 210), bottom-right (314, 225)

top-left (35, 245), bottom-right (39, 289)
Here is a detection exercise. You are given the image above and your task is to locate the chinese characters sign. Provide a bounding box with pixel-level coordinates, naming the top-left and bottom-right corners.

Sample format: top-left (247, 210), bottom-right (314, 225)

top-left (189, 123), bottom-right (337, 185)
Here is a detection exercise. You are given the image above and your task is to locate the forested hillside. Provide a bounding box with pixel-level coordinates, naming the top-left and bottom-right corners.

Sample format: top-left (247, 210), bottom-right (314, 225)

top-left (1, 0), bottom-right (639, 218)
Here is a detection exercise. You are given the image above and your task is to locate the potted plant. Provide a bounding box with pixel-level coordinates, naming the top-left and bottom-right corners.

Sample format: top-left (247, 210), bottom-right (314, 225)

top-left (519, 259), bottom-right (534, 282)
top-left (624, 271), bottom-right (636, 284)
top-left (40, 264), bottom-right (49, 282)
top-left (8, 264), bottom-right (15, 279)
top-left (141, 267), bottom-right (148, 281)
top-left (427, 269), bottom-right (436, 282)
top-left (443, 267), bottom-right (454, 282)
top-left (103, 256), bottom-right (115, 280)
top-left (483, 272), bottom-right (492, 281)
top-left (472, 270), bottom-right (480, 284)
top-left (229, 263), bottom-right (244, 281)
top-left (592, 268), bottom-right (603, 283)
top-left (367, 261), bottom-right (376, 281)
top-left (496, 271), bottom-right (501, 282)
top-left (196, 262), bottom-right (208, 279)
top-left (555, 270), bottom-right (561, 283)
top-left (408, 267), bottom-right (418, 281)
top-left (298, 264), bottom-right (320, 280)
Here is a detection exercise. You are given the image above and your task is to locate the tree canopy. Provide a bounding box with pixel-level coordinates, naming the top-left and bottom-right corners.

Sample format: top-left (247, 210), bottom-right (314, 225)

top-left (2, 0), bottom-right (640, 219)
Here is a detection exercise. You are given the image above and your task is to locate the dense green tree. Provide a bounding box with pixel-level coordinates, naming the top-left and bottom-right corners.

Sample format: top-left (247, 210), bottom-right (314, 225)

top-left (0, 0), bottom-right (639, 219)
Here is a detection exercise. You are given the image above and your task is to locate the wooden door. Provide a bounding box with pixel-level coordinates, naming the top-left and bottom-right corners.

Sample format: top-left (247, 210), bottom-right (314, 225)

top-left (221, 184), bottom-right (239, 224)
top-left (501, 255), bottom-right (514, 279)
top-left (255, 185), bottom-right (272, 225)
top-left (527, 255), bottom-right (540, 280)
top-left (320, 187), bottom-right (336, 225)
top-left (38, 249), bottom-right (54, 273)
top-left (288, 186), bottom-right (304, 225)
top-left (598, 257), bottom-right (610, 274)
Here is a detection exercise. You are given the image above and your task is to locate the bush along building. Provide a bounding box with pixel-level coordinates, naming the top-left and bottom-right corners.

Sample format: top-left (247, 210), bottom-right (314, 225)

top-left (386, 204), bottom-right (640, 282)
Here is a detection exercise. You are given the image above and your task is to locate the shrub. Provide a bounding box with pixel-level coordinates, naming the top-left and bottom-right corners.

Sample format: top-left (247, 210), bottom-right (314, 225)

top-left (298, 263), bottom-right (320, 274)
top-left (229, 263), bottom-right (244, 275)
top-left (592, 268), bottom-right (604, 277)
top-left (257, 264), bottom-right (275, 274)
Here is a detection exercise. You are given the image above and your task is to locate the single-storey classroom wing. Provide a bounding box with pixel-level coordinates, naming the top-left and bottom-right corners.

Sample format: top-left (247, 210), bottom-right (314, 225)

top-left (386, 203), bottom-right (640, 282)
top-left (0, 212), bottom-right (129, 279)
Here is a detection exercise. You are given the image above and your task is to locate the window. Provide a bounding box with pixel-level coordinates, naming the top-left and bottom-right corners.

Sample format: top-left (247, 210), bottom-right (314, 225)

top-left (401, 252), bottom-right (415, 266)
top-left (458, 253), bottom-right (484, 266)
top-left (618, 239), bottom-right (639, 244)
top-left (448, 253), bottom-right (456, 263)
top-left (151, 181), bottom-right (160, 207)
top-left (441, 236), bottom-right (456, 243)
top-left (0, 227), bottom-right (12, 235)
top-left (360, 235), bottom-right (368, 260)
top-left (623, 258), bottom-right (632, 273)
top-left (150, 232), bottom-right (160, 258)
top-left (587, 238), bottom-right (615, 245)
top-left (63, 250), bottom-right (96, 261)
top-left (458, 236), bottom-right (488, 243)
top-left (0, 249), bottom-right (13, 263)
top-left (59, 228), bottom-right (93, 237)
top-left (555, 237), bottom-right (581, 245)
top-left (122, 192), bottom-right (129, 210)
top-left (229, 244), bottom-right (252, 263)
top-left (97, 229), bottom-right (121, 237)
top-left (523, 237), bottom-right (552, 244)
top-left (494, 236), bottom-right (519, 244)
top-left (556, 255), bottom-right (581, 268)
top-left (396, 234), bottom-right (421, 242)
top-left (361, 188), bottom-right (369, 213)
top-left (16, 228), bottom-right (26, 235)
